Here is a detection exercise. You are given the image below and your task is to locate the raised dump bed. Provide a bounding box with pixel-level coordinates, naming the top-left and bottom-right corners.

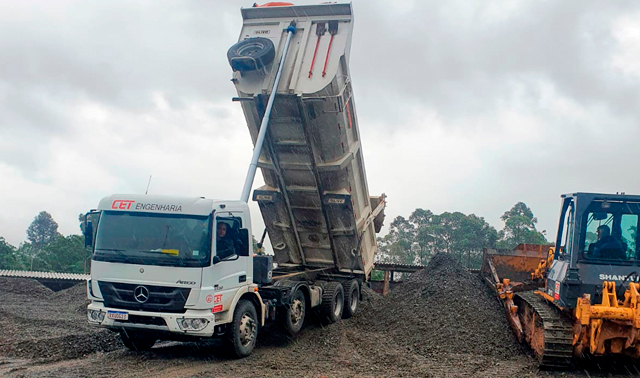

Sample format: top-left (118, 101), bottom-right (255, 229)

top-left (229, 3), bottom-right (385, 278)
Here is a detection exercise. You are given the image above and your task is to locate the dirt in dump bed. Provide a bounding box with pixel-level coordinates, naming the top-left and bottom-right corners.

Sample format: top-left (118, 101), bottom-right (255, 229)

top-left (356, 253), bottom-right (524, 360)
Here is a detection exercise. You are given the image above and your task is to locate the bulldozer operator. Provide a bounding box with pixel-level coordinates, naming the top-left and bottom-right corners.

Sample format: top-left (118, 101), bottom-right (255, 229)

top-left (587, 225), bottom-right (627, 260)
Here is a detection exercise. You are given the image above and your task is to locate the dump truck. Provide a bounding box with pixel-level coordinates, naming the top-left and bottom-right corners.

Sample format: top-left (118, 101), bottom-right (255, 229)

top-left (482, 192), bottom-right (640, 368)
top-left (83, 2), bottom-right (385, 358)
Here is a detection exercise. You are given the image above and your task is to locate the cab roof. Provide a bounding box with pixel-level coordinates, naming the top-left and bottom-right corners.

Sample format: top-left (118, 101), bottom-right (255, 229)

top-left (562, 192), bottom-right (640, 203)
top-left (97, 194), bottom-right (247, 216)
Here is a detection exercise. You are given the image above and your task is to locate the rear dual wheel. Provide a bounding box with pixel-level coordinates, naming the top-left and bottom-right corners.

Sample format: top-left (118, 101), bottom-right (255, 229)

top-left (321, 282), bottom-right (344, 323)
top-left (279, 288), bottom-right (306, 335)
top-left (342, 280), bottom-right (360, 318)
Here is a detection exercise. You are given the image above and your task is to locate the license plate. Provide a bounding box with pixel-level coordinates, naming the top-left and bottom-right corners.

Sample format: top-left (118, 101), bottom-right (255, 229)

top-left (107, 311), bottom-right (128, 321)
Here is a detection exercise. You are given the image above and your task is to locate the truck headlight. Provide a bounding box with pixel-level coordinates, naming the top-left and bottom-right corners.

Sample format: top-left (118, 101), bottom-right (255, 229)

top-left (177, 318), bottom-right (209, 331)
top-left (191, 318), bottom-right (207, 330)
top-left (88, 309), bottom-right (105, 323)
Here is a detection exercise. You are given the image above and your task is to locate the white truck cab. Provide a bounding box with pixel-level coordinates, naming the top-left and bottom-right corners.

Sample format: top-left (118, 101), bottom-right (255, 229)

top-left (86, 194), bottom-right (265, 355)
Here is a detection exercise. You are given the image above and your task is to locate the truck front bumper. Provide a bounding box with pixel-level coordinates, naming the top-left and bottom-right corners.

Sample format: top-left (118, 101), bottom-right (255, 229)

top-left (87, 301), bottom-right (216, 337)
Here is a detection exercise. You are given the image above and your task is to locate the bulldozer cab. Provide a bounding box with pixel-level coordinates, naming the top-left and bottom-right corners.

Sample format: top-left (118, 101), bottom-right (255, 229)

top-left (554, 193), bottom-right (640, 263)
top-left (547, 193), bottom-right (640, 308)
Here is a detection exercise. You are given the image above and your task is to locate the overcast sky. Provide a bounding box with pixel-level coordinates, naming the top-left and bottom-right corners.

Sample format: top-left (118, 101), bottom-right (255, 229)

top-left (2, 0), bottom-right (640, 247)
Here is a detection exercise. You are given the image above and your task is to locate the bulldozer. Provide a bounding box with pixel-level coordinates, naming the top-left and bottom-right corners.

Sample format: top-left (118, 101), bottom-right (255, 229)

top-left (482, 192), bottom-right (640, 368)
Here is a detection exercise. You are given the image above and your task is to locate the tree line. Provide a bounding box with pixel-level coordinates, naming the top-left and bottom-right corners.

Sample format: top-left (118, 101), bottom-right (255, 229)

top-left (0, 211), bottom-right (88, 273)
top-left (376, 201), bottom-right (548, 269)
top-left (1, 202), bottom-right (548, 274)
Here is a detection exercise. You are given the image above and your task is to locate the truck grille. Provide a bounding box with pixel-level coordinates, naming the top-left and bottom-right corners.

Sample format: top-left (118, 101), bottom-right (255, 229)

top-left (98, 281), bottom-right (190, 313)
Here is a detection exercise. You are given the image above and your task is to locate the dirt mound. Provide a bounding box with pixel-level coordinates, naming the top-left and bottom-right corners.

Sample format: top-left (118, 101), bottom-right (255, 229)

top-left (0, 277), bottom-right (116, 363)
top-left (52, 282), bottom-right (87, 301)
top-left (52, 282), bottom-right (90, 313)
top-left (0, 278), bottom-right (53, 299)
top-left (356, 253), bottom-right (523, 359)
top-left (3, 329), bottom-right (122, 361)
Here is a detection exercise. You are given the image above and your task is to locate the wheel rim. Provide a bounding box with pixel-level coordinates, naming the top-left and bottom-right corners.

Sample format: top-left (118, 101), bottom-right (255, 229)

top-left (334, 291), bottom-right (344, 317)
top-left (239, 313), bottom-right (256, 347)
top-left (238, 42), bottom-right (264, 57)
top-left (349, 287), bottom-right (358, 313)
top-left (290, 298), bottom-right (304, 326)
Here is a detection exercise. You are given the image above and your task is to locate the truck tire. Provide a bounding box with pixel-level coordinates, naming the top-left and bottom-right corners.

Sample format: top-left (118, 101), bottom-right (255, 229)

top-left (120, 330), bottom-right (156, 351)
top-left (320, 282), bottom-right (344, 323)
top-left (342, 280), bottom-right (359, 319)
top-left (279, 288), bottom-right (306, 335)
top-left (225, 299), bottom-right (258, 358)
top-left (227, 37), bottom-right (276, 71)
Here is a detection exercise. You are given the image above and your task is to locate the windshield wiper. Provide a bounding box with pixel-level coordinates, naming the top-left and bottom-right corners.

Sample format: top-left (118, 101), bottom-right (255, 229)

top-left (95, 248), bottom-right (133, 263)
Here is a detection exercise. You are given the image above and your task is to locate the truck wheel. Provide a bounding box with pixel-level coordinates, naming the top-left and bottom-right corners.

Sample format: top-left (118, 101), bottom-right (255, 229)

top-left (342, 280), bottom-right (359, 319)
top-left (227, 37), bottom-right (276, 71)
top-left (120, 330), bottom-right (156, 351)
top-left (279, 288), bottom-right (306, 335)
top-left (321, 282), bottom-right (344, 324)
top-left (225, 299), bottom-right (258, 358)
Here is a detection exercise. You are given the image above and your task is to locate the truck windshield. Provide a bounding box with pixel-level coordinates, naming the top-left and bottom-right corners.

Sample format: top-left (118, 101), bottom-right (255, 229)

top-left (582, 201), bottom-right (640, 262)
top-left (93, 211), bottom-right (212, 268)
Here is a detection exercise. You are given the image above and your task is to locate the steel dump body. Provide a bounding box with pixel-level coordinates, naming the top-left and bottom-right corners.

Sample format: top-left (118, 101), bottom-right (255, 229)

top-left (232, 4), bottom-right (385, 278)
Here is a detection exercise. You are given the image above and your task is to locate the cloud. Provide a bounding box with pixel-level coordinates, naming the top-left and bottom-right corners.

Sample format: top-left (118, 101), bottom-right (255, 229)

top-left (2, 0), bottom-right (640, 250)
top-left (351, 0), bottom-right (640, 125)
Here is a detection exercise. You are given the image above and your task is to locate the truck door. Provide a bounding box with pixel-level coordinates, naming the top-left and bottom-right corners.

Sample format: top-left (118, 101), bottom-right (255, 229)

top-left (201, 213), bottom-right (251, 313)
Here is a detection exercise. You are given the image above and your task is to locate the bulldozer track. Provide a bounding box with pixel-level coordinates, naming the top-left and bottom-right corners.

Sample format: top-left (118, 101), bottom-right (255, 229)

top-left (515, 291), bottom-right (574, 369)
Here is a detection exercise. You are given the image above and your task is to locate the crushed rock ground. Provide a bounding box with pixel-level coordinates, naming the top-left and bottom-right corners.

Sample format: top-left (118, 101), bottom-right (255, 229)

top-left (1, 256), bottom-right (639, 377)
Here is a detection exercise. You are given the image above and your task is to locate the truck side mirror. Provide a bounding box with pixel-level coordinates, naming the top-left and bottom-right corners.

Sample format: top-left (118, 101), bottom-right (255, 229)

top-left (84, 220), bottom-right (94, 248)
top-left (238, 228), bottom-right (250, 257)
top-left (83, 210), bottom-right (100, 249)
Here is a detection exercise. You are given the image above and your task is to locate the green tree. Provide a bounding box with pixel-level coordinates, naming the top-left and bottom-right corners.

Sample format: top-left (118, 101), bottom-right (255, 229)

top-left (0, 237), bottom-right (20, 269)
top-left (39, 235), bottom-right (87, 273)
top-left (377, 209), bottom-right (497, 268)
top-left (14, 242), bottom-right (37, 270)
top-left (370, 269), bottom-right (384, 281)
top-left (377, 215), bottom-right (419, 265)
top-left (497, 202), bottom-right (548, 249)
top-left (458, 213), bottom-right (499, 267)
top-left (27, 211), bottom-right (60, 249)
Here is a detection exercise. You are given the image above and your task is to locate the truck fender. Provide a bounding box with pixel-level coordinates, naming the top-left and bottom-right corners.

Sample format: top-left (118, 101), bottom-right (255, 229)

top-left (274, 280), bottom-right (313, 308)
top-left (216, 286), bottom-right (266, 326)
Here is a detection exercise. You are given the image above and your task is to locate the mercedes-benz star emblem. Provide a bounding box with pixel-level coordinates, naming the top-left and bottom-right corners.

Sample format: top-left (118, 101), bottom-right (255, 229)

top-left (134, 286), bottom-right (150, 303)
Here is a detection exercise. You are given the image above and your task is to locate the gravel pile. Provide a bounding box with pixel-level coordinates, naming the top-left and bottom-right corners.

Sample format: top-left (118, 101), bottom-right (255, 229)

top-left (52, 281), bottom-right (88, 300)
top-left (356, 253), bottom-right (523, 359)
top-left (52, 281), bottom-right (91, 313)
top-left (0, 259), bottom-right (530, 376)
top-left (0, 280), bottom-right (121, 361)
top-left (0, 278), bottom-right (54, 299)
